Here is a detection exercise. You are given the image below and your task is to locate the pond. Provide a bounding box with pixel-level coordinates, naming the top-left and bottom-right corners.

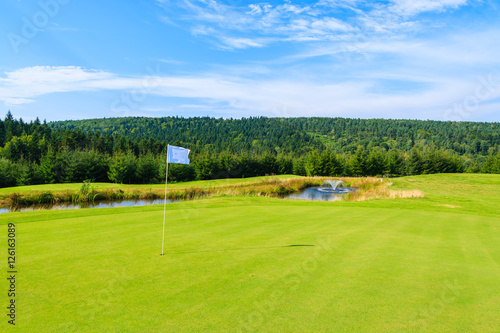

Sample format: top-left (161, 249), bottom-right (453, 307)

top-left (0, 181), bottom-right (356, 213)
top-left (283, 186), bottom-right (355, 201)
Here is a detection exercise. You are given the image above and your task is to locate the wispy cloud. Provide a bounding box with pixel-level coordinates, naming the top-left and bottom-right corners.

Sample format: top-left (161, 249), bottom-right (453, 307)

top-left (156, 0), bottom-right (473, 50)
top-left (390, 0), bottom-right (469, 16)
top-left (158, 58), bottom-right (186, 65)
top-left (157, 0), bottom-right (359, 49)
top-left (0, 66), bottom-right (114, 105)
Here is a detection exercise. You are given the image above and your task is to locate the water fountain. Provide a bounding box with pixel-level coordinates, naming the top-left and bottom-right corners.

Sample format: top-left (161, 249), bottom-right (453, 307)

top-left (324, 180), bottom-right (346, 191)
top-left (285, 179), bottom-right (353, 201)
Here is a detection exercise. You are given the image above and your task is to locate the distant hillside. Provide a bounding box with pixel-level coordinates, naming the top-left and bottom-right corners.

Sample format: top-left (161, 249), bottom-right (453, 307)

top-left (50, 117), bottom-right (322, 156)
top-left (50, 116), bottom-right (500, 157)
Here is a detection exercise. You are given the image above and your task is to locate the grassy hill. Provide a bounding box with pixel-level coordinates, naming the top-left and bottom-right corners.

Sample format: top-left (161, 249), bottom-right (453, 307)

top-left (1, 174), bottom-right (499, 332)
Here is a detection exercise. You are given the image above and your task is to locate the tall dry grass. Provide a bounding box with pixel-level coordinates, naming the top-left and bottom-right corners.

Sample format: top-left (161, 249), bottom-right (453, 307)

top-left (344, 179), bottom-right (424, 201)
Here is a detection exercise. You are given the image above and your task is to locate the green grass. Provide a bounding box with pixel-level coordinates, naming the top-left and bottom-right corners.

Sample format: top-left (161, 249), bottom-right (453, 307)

top-left (356, 173), bottom-right (500, 217)
top-left (1, 174), bottom-right (499, 332)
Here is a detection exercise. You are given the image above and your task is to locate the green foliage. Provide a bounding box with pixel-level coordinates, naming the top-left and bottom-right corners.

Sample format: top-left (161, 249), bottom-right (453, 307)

top-left (319, 151), bottom-right (343, 176)
top-left (159, 158), bottom-right (196, 183)
top-left (277, 155), bottom-right (293, 175)
top-left (292, 157), bottom-right (306, 176)
top-left (305, 151), bottom-right (321, 176)
top-left (39, 148), bottom-right (56, 184)
top-left (483, 151), bottom-right (500, 173)
top-left (386, 149), bottom-right (404, 175)
top-left (0, 158), bottom-right (16, 187)
top-left (137, 153), bottom-right (159, 183)
top-left (366, 148), bottom-right (387, 176)
top-left (75, 180), bottom-right (98, 202)
top-left (108, 152), bottom-right (137, 184)
top-left (350, 147), bottom-right (367, 176)
top-left (13, 159), bottom-right (33, 186)
top-left (65, 150), bottom-right (109, 183)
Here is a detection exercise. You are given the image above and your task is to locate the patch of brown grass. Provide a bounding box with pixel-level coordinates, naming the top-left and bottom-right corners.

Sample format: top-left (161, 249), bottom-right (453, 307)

top-left (436, 204), bottom-right (461, 209)
top-left (345, 182), bottom-right (424, 201)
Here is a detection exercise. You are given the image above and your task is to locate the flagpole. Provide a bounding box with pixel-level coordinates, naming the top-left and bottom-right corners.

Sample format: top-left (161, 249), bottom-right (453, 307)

top-left (162, 145), bottom-right (169, 256)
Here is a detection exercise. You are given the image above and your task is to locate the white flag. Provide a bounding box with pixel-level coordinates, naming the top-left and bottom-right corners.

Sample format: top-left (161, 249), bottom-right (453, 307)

top-left (167, 145), bottom-right (190, 165)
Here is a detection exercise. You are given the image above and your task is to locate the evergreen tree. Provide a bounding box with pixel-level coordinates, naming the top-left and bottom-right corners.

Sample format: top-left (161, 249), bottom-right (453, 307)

top-left (14, 159), bottom-right (31, 186)
top-left (386, 149), bottom-right (404, 175)
top-left (194, 154), bottom-right (217, 180)
top-left (0, 158), bottom-right (16, 187)
top-left (292, 157), bottom-right (306, 176)
top-left (305, 151), bottom-right (321, 176)
top-left (258, 153), bottom-right (278, 175)
top-left (407, 148), bottom-right (423, 175)
top-left (137, 154), bottom-right (159, 183)
top-left (39, 148), bottom-right (56, 184)
top-left (367, 149), bottom-right (386, 176)
top-left (277, 155), bottom-right (293, 175)
top-left (350, 147), bottom-right (367, 176)
top-left (108, 152), bottom-right (137, 184)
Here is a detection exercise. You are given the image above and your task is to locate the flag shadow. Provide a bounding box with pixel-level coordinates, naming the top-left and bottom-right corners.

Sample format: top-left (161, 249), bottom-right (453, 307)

top-left (164, 244), bottom-right (314, 255)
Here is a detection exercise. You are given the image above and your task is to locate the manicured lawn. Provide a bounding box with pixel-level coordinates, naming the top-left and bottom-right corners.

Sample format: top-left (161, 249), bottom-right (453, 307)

top-left (0, 174), bottom-right (499, 332)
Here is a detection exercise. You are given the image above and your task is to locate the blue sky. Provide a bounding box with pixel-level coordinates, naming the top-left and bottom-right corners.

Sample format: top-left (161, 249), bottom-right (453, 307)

top-left (1, 0), bottom-right (499, 122)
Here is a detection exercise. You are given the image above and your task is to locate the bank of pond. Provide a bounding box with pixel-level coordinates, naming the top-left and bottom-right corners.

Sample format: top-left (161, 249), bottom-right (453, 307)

top-left (0, 177), bottom-right (423, 213)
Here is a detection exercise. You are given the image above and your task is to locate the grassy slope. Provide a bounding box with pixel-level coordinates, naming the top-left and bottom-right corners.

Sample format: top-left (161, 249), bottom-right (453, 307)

top-left (0, 175), bottom-right (300, 197)
top-left (0, 174), bottom-right (499, 332)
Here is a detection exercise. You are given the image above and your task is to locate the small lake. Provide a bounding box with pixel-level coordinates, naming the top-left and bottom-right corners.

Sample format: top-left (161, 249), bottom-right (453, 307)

top-left (284, 186), bottom-right (354, 201)
top-left (0, 199), bottom-right (175, 214)
top-left (0, 186), bottom-right (355, 213)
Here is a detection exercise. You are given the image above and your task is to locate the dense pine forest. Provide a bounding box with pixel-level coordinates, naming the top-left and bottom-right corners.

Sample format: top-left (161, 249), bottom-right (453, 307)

top-left (1, 111), bottom-right (499, 188)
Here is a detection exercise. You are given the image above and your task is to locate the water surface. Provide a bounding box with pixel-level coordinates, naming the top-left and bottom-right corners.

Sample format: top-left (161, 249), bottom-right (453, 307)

top-left (0, 199), bottom-right (175, 214)
top-left (284, 186), bottom-right (354, 201)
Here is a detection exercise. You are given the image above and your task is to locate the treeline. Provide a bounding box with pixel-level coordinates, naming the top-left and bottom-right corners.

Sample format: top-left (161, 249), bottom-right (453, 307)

top-left (2, 143), bottom-right (499, 188)
top-left (194, 145), bottom-right (500, 179)
top-left (1, 112), bottom-right (500, 188)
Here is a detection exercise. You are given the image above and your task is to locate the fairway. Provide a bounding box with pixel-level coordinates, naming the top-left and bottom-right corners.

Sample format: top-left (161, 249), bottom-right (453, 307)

top-left (1, 174), bottom-right (499, 332)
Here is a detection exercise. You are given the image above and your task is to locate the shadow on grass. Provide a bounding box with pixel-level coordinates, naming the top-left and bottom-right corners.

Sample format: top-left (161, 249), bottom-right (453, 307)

top-left (165, 244), bottom-right (314, 255)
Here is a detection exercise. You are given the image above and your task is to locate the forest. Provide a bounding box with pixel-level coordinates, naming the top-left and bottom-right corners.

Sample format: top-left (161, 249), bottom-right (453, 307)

top-left (1, 111), bottom-right (499, 187)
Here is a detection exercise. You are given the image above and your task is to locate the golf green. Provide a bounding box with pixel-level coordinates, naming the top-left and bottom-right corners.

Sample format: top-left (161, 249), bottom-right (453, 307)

top-left (1, 174), bottom-right (499, 332)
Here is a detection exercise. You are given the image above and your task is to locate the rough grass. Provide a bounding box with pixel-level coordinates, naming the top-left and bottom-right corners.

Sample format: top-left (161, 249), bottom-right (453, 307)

top-left (344, 179), bottom-right (425, 201)
top-left (0, 174), bottom-right (499, 332)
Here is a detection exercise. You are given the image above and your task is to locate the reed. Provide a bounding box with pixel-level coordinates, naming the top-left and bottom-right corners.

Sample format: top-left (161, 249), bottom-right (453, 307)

top-left (344, 180), bottom-right (424, 201)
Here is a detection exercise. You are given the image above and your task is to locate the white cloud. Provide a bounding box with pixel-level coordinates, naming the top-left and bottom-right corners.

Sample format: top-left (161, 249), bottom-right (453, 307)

top-left (157, 0), bottom-right (474, 50)
top-left (158, 0), bottom-right (358, 49)
top-left (1, 64), bottom-right (499, 121)
top-left (3, 97), bottom-right (35, 105)
top-left (311, 18), bottom-right (353, 32)
top-left (390, 0), bottom-right (469, 16)
top-left (219, 37), bottom-right (267, 49)
top-left (0, 66), bottom-right (114, 106)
